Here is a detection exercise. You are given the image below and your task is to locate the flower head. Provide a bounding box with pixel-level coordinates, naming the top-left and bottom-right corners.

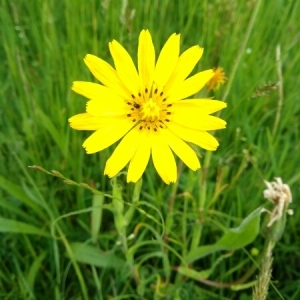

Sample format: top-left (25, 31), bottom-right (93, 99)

top-left (206, 67), bottom-right (227, 91)
top-left (69, 30), bottom-right (227, 184)
top-left (263, 177), bottom-right (292, 227)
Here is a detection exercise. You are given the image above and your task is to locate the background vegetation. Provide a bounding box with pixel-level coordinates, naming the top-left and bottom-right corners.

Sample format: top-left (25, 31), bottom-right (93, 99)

top-left (1, 0), bottom-right (299, 299)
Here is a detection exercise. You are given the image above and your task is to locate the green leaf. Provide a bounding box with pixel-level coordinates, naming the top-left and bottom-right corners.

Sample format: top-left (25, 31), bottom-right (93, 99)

top-left (186, 208), bottom-right (263, 263)
top-left (0, 176), bottom-right (44, 215)
top-left (26, 251), bottom-right (47, 290)
top-left (177, 266), bottom-right (207, 281)
top-left (91, 194), bottom-right (104, 243)
top-left (178, 252), bottom-right (233, 280)
top-left (0, 217), bottom-right (50, 236)
top-left (70, 242), bottom-right (124, 268)
top-left (230, 281), bottom-right (257, 291)
top-left (124, 178), bottom-right (142, 225)
top-left (0, 195), bottom-right (33, 221)
top-left (37, 109), bottom-right (67, 157)
top-left (112, 178), bottom-right (124, 215)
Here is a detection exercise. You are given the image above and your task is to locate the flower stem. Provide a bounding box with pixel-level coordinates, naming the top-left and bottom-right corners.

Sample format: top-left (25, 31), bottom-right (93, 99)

top-left (253, 240), bottom-right (275, 300)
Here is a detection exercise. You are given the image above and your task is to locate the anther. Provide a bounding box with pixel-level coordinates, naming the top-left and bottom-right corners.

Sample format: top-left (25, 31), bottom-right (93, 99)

top-left (165, 119), bottom-right (170, 122)
top-left (154, 128), bottom-right (157, 132)
top-left (131, 94), bottom-right (135, 99)
top-left (167, 112), bottom-right (171, 115)
top-left (154, 88), bottom-right (158, 94)
top-left (162, 98), bottom-right (166, 102)
top-left (139, 126), bottom-right (143, 130)
top-left (131, 108), bottom-right (134, 111)
top-left (138, 92), bottom-right (141, 97)
top-left (160, 125), bottom-right (163, 128)
top-left (133, 119), bottom-right (136, 122)
top-left (160, 92), bottom-right (163, 96)
top-left (133, 103), bottom-right (140, 109)
top-left (148, 126), bottom-right (150, 130)
top-left (145, 88), bottom-right (148, 93)
top-left (167, 104), bottom-right (172, 107)
top-left (127, 102), bottom-right (132, 105)
top-left (127, 114), bottom-right (131, 117)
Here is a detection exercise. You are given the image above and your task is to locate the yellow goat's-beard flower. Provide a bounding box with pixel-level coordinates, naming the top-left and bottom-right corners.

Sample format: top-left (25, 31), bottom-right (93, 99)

top-left (69, 30), bottom-right (227, 184)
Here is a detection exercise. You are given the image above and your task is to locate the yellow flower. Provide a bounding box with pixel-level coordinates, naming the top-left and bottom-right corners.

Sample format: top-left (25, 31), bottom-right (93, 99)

top-left (69, 30), bottom-right (227, 184)
top-left (207, 67), bottom-right (227, 91)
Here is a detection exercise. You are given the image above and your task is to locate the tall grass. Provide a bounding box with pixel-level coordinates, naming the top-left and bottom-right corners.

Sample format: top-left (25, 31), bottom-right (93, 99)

top-left (1, 0), bottom-right (300, 299)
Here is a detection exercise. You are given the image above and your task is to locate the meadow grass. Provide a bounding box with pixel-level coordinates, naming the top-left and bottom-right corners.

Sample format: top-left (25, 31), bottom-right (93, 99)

top-left (1, 0), bottom-right (300, 299)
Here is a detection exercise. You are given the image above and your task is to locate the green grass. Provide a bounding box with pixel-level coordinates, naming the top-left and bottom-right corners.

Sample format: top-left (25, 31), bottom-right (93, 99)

top-left (1, 0), bottom-right (300, 299)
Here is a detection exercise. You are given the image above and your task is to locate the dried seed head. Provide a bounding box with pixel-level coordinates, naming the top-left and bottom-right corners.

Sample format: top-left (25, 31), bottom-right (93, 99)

top-left (263, 177), bottom-right (292, 227)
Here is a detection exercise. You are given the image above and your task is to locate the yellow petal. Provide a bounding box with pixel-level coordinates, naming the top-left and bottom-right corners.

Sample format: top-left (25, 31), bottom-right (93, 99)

top-left (172, 112), bottom-right (226, 131)
top-left (72, 81), bottom-right (122, 101)
top-left (138, 30), bottom-right (155, 95)
top-left (161, 129), bottom-right (200, 170)
top-left (127, 130), bottom-right (151, 183)
top-left (164, 46), bottom-right (203, 95)
top-left (109, 40), bottom-right (140, 94)
top-left (69, 113), bottom-right (104, 130)
top-left (154, 33), bottom-right (180, 89)
top-left (167, 122), bottom-right (220, 150)
top-left (82, 118), bottom-right (134, 154)
top-left (104, 128), bottom-right (141, 178)
top-left (173, 99), bottom-right (227, 115)
top-left (151, 133), bottom-right (177, 184)
top-left (86, 99), bottom-right (128, 117)
top-left (169, 69), bottom-right (214, 101)
top-left (84, 54), bottom-right (129, 98)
